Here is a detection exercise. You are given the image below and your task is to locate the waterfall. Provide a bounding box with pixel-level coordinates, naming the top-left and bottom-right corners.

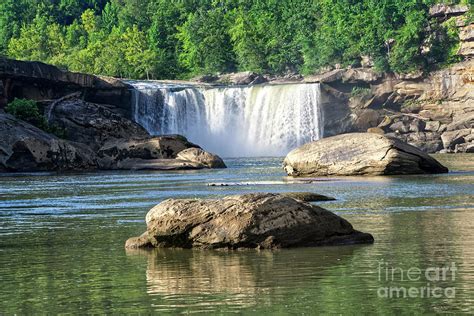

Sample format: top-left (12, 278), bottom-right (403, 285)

top-left (129, 81), bottom-right (323, 157)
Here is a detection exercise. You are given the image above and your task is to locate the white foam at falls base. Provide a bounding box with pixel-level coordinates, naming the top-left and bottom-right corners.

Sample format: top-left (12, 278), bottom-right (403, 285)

top-left (129, 81), bottom-right (323, 158)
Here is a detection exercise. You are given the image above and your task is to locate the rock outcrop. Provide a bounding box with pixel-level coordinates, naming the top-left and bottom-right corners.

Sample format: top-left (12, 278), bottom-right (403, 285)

top-left (125, 193), bottom-right (374, 249)
top-left (283, 133), bottom-right (448, 176)
top-left (312, 59), bottom-right (474, 154)
top-left (299, 5), bottom-right (474, 153)
top-left (48, 95), bottom-right (149, 150)
top-left (193, 71), bottom-right (267, 85)
top-left (97, 137), bottom-right (225, 170)
top-left (0, 57), bottom-right (131, 113)
top-left (0, 113), bottom-right (96, 171)
top-left (429, 4), bottom-right (469, 18)
top-left (1, 96), bottom-right (226, 172)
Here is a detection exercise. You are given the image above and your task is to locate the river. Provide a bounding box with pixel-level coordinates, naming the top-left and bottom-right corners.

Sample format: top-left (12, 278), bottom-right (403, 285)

top-left (1, 154), bottom-right (473, 313)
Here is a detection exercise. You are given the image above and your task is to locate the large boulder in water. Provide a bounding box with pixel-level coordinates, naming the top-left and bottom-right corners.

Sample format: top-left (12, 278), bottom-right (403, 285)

top-left (0, 113), bottom-right (96, 171)
top-left (125, 193), bottom-right (374, 249)
top-left (283, 133), bottom-right (448, 176)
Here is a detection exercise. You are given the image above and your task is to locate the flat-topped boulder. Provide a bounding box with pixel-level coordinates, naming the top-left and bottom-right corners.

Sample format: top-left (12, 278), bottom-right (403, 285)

top-left (283, 133), bottom-right (448, 176)
top-left (125, 193), bottom-right (374, 249)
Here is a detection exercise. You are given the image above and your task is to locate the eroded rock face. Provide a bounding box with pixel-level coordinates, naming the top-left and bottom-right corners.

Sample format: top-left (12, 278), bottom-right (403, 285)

top-left (125, 193), bottom-right (374, 249)
top-left (0, 113), bottom-right (97, 171)
top-left (42, 96), bottom-right (227, 171)
top-left (192, 71), bottom-right (267, 85)
top-left (283, 133), bottom-right (448, 176)
top-left (48, 97), bottom-right (148, 150)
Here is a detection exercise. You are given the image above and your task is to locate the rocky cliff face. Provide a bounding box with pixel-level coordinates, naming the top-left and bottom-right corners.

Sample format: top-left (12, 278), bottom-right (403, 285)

top-left (0, 58), bottom-right (132, 115)
top-left (307, 6), bottom-right (474, 154)
top-left (313, 60), bottom-right (473, 153)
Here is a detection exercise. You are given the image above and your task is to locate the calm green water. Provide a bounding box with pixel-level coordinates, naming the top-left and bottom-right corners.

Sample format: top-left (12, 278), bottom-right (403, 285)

top-left (1, 154), bottom-right (473, 314)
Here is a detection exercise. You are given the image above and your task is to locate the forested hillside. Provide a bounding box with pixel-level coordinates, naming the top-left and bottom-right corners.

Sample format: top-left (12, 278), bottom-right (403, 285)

top-left (0, 0), bottom-right (472, 79)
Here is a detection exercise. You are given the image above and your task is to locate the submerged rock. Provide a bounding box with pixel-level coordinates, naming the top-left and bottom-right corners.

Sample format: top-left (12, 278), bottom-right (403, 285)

top-left (280, 192), bottom-right (335, 202)
top-left (283, 133), bottom-right (448, 176)
top-left (125, 193), bottom-right (374, 249)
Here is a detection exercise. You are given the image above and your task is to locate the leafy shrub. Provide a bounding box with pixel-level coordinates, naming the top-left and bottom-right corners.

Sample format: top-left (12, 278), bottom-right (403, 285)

top-left (5, 98), bottom-right (67, 138)
top-left (5, 98), bottom-right (47, 129)
top-left (351, 87), bottom-right (372, 98)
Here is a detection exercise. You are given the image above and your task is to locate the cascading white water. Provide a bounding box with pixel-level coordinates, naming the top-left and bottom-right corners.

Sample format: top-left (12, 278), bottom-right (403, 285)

top-left (129, 81), bottom-right (323, 157)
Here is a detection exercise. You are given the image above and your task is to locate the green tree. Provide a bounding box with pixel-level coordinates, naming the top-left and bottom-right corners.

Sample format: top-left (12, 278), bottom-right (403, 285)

top-left (178, 6), bottom-right (236, 75)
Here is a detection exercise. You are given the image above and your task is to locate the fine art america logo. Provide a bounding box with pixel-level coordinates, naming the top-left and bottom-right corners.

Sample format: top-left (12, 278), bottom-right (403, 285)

top-left (377, 260), bottom-right (457, 299)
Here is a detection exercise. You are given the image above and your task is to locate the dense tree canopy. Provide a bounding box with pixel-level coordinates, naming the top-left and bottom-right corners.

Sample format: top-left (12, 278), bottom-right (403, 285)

top-left (1, 0), bottom-right (472, 79)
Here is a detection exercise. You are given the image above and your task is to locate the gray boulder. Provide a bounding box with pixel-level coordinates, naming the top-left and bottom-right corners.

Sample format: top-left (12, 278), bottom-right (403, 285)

top-left (0, 113), bottom-right (97, 171)
top-left (125, 193), bottom-right (373, 249)
top-left (48, 96), bottom-right (148, 150)
top-left (283, 133), bottom-right (448, 176)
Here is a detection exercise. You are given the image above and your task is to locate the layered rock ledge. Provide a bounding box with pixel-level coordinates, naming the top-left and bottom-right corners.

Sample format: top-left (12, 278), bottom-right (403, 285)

top-left (125, 193), bottom-right (374, 249)
top-left (283, 133), bottom-right (448, 177)
top-left (0, 57), bottom-right (131, 112)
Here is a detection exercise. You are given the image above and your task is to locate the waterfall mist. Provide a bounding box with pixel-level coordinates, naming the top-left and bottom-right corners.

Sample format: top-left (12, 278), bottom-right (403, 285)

top-left (130, 81), bottom-right (323, 157)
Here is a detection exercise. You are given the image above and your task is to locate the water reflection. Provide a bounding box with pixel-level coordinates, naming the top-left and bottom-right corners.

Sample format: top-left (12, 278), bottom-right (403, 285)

top-left (126, 246), bottom-right (360, 309)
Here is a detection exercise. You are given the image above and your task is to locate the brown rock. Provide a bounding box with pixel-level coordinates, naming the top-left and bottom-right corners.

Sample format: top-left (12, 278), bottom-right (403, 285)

top-left (406, 132), bottom-right (443, 153)
top-left (446, 112), bottom-right (474, 131)
top-left (217, 72), bottom-right (267, 85)
top-left (457, 41), bottom-right (474, 57)
top-left (441, 129), bottom-right (473, 149)
top-left (176, 148), bottom-right (226, 168)
top-left (125, 193), bottom-right (373, 249)
top-left (459, 24), bottom-right (474, 42)
top-left (454, 142), bottom-right (474, 153)
top-left (429, 4), bottom-right (469, 18)
top-left (367, 127), bottom-right (385, 135)
top-left (97, 136), bottom-right (225, 170)
top-left (283, 133), bottom-right (448, 176)
top-left (425, 120), bottom-right (442, 132)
